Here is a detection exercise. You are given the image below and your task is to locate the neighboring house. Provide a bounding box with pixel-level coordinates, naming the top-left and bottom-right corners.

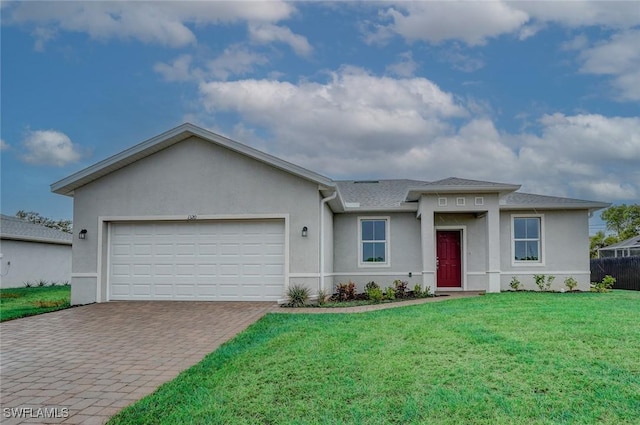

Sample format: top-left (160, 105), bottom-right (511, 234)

top-left (598, 235), bottom-right (640, 258)
top-left (0, 214), bottom-right (72, 288)
top-left (51, 124), bottom-right (610, 305)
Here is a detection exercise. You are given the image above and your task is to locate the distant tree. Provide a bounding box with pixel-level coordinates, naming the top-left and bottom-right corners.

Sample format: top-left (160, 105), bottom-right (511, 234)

top-left (601, 204), bottom-right (640, 241)
top-left (589, 231), bottom-right (619, 258)
top-left (15, 210), bottom-right (72, 233)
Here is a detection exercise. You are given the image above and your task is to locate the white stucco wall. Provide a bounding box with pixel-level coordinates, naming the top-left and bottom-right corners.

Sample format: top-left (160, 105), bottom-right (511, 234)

top-left (333, 212), bottom-right (422, 292)
top-left (70, 136), bottom-right (324, 304)
top-left (500, 209), bottom-right (592, 291)
top-left (0, 239), bottom-right (71, 288)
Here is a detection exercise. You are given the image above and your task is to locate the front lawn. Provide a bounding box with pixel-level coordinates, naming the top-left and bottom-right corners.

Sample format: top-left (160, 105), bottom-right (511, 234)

top-left (109, 291), bottom-right (640, 424)
top-left (0, 285), bottom-right (71, 322)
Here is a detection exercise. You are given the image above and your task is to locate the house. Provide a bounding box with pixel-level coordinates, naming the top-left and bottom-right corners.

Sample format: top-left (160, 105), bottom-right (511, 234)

top-left (51, 123), bottom-right (610, 305)
top-left (598, 235), bottom-right (640, 258)
top-left (0, 214), bottom-right (72, 288)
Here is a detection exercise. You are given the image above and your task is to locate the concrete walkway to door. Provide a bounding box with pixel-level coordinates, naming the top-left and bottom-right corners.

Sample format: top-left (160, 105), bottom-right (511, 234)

top-left (0, 302), bottom-right (277, 424)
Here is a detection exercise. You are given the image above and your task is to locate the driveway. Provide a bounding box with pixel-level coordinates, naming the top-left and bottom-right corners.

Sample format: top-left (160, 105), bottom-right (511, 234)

top-left (0, 302), bottom-right (277, 424)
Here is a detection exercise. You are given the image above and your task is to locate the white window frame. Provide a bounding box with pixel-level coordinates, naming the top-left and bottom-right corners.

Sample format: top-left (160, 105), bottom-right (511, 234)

top-left (511, 214), bottom-right (545, 266)
top-left (358, 216), bottom-right (390, 268)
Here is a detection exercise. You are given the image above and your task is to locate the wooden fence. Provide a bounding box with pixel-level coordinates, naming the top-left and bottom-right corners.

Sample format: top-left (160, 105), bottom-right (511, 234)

top-left (590, 256), bottom-right (640, 291)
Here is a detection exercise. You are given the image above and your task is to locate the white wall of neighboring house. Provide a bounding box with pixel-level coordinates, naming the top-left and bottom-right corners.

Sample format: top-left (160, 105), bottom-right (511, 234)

top-left (0, 239), bottom-right (72, 288)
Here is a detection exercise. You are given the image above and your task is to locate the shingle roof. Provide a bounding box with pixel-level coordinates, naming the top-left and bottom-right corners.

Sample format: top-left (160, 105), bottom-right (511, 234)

top-left (0, 214), bottom-right (73, 244)
top-left (336, 179), bottom-right (427, 208)
top-left (599, 235), bottom-right (640, 250)
top-left (500, 192), bottom-right (610, 209)
top-left (426, 177), bottom-right (516, 188)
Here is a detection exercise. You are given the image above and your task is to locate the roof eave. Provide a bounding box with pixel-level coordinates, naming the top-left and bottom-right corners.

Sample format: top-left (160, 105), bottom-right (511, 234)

top-left (405, 184), bottom-right (521, 201)
top-left (1, 234), bottom-right (73, 245)
top-left (499, 202), bottom-right (611, 212)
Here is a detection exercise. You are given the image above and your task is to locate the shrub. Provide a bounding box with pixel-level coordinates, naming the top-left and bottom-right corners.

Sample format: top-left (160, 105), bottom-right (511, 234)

top-left (286, 284), bottom-right (310, 307)
top-left (335, 281), bottom-right (357, 301)
top-left (365, 281), bottom-right (379, 292)
top-left (37, 279), bottom-right (48, 287)
top-left (23, 281), bottom-right (33, 288)
top-left (591, 275), bottom-right (616, 293)
top-left (366, 287), bottom-right (383, 303)
top-left (393, 280), bottom-right (408, 298)
top-left (564, 277), bottom-right (578, 292)
top-left (383, 287), bottom-right (395, 300)
top-left (424, 286), bottom-right (433, 297)
top-left (509, 276), bottom-right (521, 291)
top-left (317, 288), bottom-right (328, 306)
top-left (534, 274), bottom-right (555, 291)
top-left (545, 275), bottom-right (556, 291)
top-left (413, 284), bottom-right (424, 298)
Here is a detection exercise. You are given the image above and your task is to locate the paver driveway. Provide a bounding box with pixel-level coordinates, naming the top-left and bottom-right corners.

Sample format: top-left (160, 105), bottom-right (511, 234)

top-left (0, 301), bottom-right (277, 424)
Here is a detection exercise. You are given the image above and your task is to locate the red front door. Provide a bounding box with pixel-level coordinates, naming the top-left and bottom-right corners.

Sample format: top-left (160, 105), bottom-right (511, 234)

top-left (437, 231), bottom-right (462, 288)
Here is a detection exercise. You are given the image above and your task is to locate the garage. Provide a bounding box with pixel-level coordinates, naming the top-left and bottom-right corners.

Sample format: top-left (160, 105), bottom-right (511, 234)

top-left (108, 220), bottom-right (285, 301)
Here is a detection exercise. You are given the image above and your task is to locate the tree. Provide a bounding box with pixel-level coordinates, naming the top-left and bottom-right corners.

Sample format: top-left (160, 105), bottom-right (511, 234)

top-left (15, 210), bottom-right (72, 233)
top-left (601, 204), bottom-right (640, 241)
top-left (589, 231), bottom-right (619, 258)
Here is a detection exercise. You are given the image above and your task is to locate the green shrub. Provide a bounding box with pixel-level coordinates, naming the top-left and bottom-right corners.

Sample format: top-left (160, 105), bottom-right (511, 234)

top-left (335, 281), bottom-right (357, 301)
top-left (393, 280), bottom-right (408, 298)
top-left (413, 284), bottom-right (424, 298)
top-left (23, 281), bottom-right (33, 288)
top-left (591, 275), bottom-right (616, 293)
top-left (564, 277), bottom-right (578, 292)
top-left (366, 287), bottom-right (383, 303)
top-left (317, 288), bottom-right (328, 306)
top-left (365, 281), bottom-right (379, 292)
top-left (383, 287), bottom-right (395, 300)
top-left (286, 284), bottom-right (310, 307)
top-left (509, 276), bottom-right (521, 291)
top-left (534, 274), bottom-right (555, 291)
top-left (37, 279), bottom-right (48, 287)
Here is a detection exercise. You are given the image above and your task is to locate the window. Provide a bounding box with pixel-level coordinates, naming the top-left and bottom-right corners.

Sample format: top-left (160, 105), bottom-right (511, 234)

top-left (513, 216), bottom-right (542, 262)
top-left (359, 218), bottom-right (389, 266)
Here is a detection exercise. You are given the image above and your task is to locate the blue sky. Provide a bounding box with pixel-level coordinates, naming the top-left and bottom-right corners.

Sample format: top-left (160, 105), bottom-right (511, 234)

top-left (1, 1), bottom-right (639, 235)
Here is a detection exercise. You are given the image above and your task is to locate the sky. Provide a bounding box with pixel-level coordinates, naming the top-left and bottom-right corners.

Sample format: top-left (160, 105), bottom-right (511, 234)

top-left (1, 1), bottom-right (639, 235)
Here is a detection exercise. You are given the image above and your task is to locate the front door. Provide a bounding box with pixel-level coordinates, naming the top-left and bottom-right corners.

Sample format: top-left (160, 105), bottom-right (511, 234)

top-left (437, 231), bottom-right (462, 288)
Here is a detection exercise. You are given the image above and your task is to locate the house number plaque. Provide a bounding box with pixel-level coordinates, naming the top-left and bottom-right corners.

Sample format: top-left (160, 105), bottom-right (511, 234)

top-left (187, 215), bottom-right (198, 220)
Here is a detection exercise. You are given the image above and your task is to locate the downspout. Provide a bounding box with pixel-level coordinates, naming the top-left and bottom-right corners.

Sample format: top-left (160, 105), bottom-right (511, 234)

top-left (319, 191), bottom-right (338, 293)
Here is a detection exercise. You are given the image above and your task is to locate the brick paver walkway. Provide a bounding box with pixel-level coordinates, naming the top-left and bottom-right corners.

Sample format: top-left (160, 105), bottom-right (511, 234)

top-left (0, 302), bottom-right (276, 424)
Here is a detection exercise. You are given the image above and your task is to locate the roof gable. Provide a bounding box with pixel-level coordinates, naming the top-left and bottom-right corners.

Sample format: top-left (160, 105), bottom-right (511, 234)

top-left (51, 123), bottom-right (335, 196)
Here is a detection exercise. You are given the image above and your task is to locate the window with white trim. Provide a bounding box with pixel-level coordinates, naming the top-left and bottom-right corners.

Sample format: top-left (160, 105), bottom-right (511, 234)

top-left (359, 218), bottom-right (389, 265)
top-left (513, 216), bottom-right (542, 262)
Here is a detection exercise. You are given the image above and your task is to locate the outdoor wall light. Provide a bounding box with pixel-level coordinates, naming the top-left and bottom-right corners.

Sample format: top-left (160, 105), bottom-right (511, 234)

top-left (302, 226), bottom-right (308, 237)
top-left (79, 229), bottom-right (87, 240)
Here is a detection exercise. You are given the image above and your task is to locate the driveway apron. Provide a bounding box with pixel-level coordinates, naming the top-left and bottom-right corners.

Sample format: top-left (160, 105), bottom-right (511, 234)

top-left (0, 301), bottom-right (276, 424)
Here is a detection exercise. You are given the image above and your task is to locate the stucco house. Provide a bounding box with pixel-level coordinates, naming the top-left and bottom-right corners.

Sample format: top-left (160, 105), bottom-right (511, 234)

top-left (51, 124), bottom-right (609, 305)
top-left (0, 214), bottom-right (72, 288)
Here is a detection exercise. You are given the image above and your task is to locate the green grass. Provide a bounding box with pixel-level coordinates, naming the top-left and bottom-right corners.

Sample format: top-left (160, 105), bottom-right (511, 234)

top-left (109, 291), bottom-right (640, 425)
top-left (0, 285), bottom-right (71, 322)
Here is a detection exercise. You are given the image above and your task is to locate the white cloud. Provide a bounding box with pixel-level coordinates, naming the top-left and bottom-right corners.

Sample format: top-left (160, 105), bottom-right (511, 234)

top-left (386, 51), bottom-right (418, 77)
top-left (0, 139), bottom-right (9, 150)
top-left (207, 45), bottom-right (269, 80)
top-left (369, 1), bottom-right (640, 47)
top-left (248, 23), bottom-right (313, 57)
top-left (372, 1), bottom-right (529, 46)
top-left (154, 54), bottom-right (194, 82)
top-left (6, 1), bottom-right (295, 49)
top-left (21, 130), bottom-right (82, 167)
top-left (577, 30), bottom-right (640, 101)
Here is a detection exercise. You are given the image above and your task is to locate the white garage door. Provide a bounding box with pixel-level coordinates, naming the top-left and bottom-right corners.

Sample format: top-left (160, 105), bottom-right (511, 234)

top-left (109, 220), bottom-right (285, 301)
